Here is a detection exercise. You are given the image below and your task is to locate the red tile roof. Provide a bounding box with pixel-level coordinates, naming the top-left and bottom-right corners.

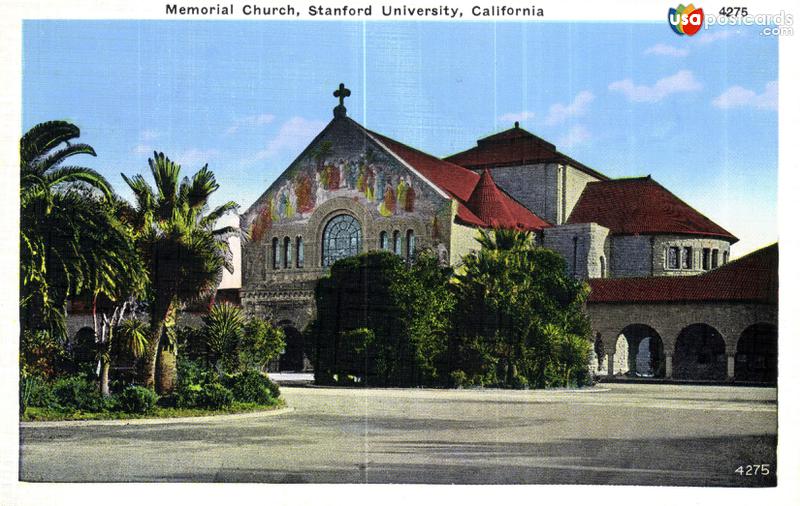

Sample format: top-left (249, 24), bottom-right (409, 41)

top-left (588, 243), bottom-right (777, 304)
top-left (444, 124), bottom-right (608, 181)
top-left (466, 169), bottom-right (551, 230)
top-left (365, 126), bottom-right (551, 231)
top-left (567, 177), bottom-right (738, 242)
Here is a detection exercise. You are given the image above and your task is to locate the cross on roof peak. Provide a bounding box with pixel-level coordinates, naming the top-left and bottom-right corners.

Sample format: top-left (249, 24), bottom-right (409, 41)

top-left (333, 82), bottom-right (351, 118)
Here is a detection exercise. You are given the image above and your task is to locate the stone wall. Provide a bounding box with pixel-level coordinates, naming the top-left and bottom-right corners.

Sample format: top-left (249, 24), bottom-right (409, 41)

top-left (562, 163), bottom-right (600, 224)
top-left (542, 223), bottom-right (610, 278)
top-left (610, 234), bottom-right (732, 278)
top-left (488, 163), bottom-right (558, 224)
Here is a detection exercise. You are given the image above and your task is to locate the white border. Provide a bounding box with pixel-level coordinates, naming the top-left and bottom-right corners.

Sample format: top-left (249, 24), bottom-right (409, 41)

top-left (2, 1), bottom-right (797, 505)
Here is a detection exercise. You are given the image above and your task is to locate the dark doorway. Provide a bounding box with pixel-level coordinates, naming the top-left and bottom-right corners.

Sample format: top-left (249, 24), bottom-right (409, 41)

top-left (279, 326), bottom-right (308, 372)
top-left (735, 323), bottom-right (777, 384)
top-left (674, 323), bottom-right (726, 380)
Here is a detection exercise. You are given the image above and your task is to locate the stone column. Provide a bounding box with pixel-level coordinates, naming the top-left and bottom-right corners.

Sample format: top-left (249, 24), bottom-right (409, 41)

top-left (727, 353), bottom-right (736, 381)
top-left (664, 353), bottom-right (673, 378)
top-left (607, 352), bottom-right (615, 376)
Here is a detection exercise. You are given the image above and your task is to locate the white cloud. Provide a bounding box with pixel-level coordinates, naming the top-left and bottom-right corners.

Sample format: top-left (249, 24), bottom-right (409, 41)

top-left (544, 91), bottom-right (594, 126)
top-left (643, 43), bottom-right (689, 57)
top-left (695, 29), bottom-right (737, 45)
top-left (225, 113), bottom-right (276, 135)
top-left (712, 81), bottom-right (777, 111)
top-left (609, 70), bottom-right (702, 103)
top-left (558, 125), bottom-right (591, 148)
top-left (256, 116), bottom-right (326, 160)
top-left (498, 111), bottom-right (535, 124)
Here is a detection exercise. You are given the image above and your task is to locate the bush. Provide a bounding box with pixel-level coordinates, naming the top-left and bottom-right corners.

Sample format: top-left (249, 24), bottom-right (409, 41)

top-left (20, 374), bottom-right (57, 413)
top-left (196, 383), bottom-right (234, 409)
top-left (51, 374), bottom-right (105, 412)
top-left (223, 370), bottom-right (280, 405)
top-left (117, 385), bottom-right (159, 414)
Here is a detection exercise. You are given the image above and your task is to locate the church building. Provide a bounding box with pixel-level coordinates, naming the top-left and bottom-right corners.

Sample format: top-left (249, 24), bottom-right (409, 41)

top-left (240, 84), bottom-right (777, 383)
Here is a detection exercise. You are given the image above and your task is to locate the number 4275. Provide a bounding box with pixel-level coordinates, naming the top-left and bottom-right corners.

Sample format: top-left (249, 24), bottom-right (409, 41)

top-left (735, 464), bottom-right (770, 476)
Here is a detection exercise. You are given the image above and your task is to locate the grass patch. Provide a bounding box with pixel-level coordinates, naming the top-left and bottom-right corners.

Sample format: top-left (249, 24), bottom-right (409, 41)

top-left (22, 397), bottom-right (285, 422)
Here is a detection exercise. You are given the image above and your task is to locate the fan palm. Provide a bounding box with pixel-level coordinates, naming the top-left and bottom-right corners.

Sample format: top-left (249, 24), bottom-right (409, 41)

top-left (121, 152), bottom-right (239, 391)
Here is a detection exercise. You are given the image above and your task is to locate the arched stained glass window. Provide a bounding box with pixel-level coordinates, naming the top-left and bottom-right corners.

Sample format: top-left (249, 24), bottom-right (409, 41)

top-left (283, 237), bottom-right (291, 269)
top-left (380, 231), bottom-right (389, 250)
top-left (296, 237), bottom-right (304, 268)
top-left (322, 214), bottom-right (362, 266)
top-left (272, 238), bottom-right (279, 270)
top-left (393, 230), bottom-right (402, 256)
top-left (406, 229), bottom-right (415, 260)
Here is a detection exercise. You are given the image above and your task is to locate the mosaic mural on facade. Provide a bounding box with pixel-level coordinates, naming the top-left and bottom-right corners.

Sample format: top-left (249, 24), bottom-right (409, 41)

top-left (247, 141), bottom-right (442, 242)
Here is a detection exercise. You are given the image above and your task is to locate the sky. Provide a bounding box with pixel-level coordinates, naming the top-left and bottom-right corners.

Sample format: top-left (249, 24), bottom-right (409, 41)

top-left (22, 20), bottom-right (778, 257)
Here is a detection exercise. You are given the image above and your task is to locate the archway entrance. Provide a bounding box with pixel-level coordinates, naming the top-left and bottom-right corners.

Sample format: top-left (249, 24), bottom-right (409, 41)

top-left (615, 325), bottom-right (665, 377)
top-left (279, 325), bottom-right (309, 372)
top-left (674, 324), bottom-right (726, 380)
top-left (735, 323), bottom-right (777, 383)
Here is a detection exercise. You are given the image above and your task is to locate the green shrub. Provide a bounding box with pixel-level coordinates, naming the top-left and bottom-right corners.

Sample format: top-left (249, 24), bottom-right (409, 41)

top-left (196, 383), bottom-right (234, 409)
top-left (117, 385), bottom-right (159, 414)
top-left (224, 370), bottom-right (280, 404)
top-left (20, 374), bottom-right (58, 413)
top-left (51, 374), bottom-right (105, 412)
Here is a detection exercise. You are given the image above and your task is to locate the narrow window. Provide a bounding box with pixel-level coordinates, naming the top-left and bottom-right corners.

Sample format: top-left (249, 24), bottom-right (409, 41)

top-left (682, 247), bottom-right (693, 269)
top-left (393, 230), bottom-right (402, 256)
top-left (272, 238), bottom-right (279, 270)
top-left (723, 251), bottom-right (729, 265)
top-left (406, 229), bottom-right (416, 261)
top-left (702, 248), bottom-right (710, 270)
top-left (296, 237), bottom-right (304, 268)
top-left (380, 231), bottom-right (389, 250)
top-left (667, 246), bottom-right (680, 269)
top-left (283, 237), bottom-right (291, 269)
top-left (711, 249), bottom-right (719, 268)
top-left (600, 256), bottom-right (606, 278)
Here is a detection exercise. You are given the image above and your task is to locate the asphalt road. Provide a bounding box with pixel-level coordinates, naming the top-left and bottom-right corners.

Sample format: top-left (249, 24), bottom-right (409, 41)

top-left (19, 384), bottom-right (777, 486)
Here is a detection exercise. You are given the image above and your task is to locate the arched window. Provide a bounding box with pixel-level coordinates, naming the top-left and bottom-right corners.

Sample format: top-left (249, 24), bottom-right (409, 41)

top-left (393, 230), bottom-right (402, 256)
top-left (406, 229), bottom-right (415, 260)
top-left (600, 256), bottom-right (606, 278)
top-left (322, 214), bottom-right (362, 267)
top-left (283, 237), bottom-right (291, 269)
top-left (723, 251), bottom-right (729, 265)
top-left (380, 231), bottom-right (389, 250)
top-left (296, 237), bottom-right (304, 268)
top-left (272, 238), bottom-right (279, 270)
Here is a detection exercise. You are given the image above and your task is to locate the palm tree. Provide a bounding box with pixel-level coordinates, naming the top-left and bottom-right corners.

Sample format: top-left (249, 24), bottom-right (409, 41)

top-left (121, 152), bottom-right (239, 392)
top-left (20, 121), bottom-right (114, 337)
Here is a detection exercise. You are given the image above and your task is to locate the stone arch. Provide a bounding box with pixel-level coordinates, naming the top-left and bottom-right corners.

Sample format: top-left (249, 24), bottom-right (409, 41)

top-left (278, 321), bottom-right (309, 372)
top-left (674, 323), bottom-right (727, 380)
top-left (307, 197), bottom-right (375, 267)
top-left (615, 324), bottom-right (665, 378)
top-left (735, 323), bottom-right (777, 383)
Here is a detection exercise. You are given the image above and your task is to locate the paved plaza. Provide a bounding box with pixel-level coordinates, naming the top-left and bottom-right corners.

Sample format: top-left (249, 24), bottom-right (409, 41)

top-left (19, 384), bottom-right (777, 486)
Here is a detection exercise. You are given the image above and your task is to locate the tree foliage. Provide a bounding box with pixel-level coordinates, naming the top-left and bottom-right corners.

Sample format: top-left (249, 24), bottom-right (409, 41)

top-left (119, 152), bottom-right (240, 391)
top-left (309, 229), bottom-right (593, 389)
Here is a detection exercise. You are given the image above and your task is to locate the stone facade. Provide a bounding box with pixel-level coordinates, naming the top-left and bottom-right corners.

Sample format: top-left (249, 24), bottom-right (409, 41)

top-left (608, 234), bottom-right (731, 278)
top-left (241, 116), bottom-right (459, 332)
top-left (542, 223), bottom-right (610, 278)
top-left (488, 162), bottom-right (600, 225)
